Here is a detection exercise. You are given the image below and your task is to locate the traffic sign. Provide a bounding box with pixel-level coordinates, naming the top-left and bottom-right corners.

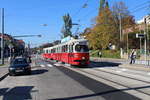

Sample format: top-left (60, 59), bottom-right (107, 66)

top-left (136, 33), bottom-right (145, 38)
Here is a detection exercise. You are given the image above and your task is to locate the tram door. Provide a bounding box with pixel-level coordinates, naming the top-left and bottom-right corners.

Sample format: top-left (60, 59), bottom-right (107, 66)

top-left (68, 45), bottom-right (73, 64)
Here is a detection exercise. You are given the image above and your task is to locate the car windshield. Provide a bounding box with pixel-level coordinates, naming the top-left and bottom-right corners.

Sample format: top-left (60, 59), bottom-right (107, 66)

top-left (12, 58), bottom-right (28, 65)
top-left (75, 45), bottom-right (89, 52)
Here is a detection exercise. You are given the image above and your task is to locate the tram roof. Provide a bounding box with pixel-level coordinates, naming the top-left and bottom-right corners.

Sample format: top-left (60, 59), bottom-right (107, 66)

top-left (43, 38), bottom-right (87, 50)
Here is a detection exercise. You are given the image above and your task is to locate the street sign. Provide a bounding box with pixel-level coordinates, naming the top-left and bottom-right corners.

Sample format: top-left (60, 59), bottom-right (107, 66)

top-left (136, 33), bottom-right (145, 38)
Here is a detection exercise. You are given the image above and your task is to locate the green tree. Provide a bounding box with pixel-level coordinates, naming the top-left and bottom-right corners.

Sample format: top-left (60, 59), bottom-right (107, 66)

top-left (61, 13), bottom-right (72, 38)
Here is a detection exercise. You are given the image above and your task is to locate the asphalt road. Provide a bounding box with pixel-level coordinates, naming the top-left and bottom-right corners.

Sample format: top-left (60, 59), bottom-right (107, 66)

top-left (0, 58), bottom-right (144, 100)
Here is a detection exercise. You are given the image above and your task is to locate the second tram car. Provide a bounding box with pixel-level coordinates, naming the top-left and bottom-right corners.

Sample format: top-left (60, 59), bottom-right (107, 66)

top-left (42, 38), bottom-right (89, 66)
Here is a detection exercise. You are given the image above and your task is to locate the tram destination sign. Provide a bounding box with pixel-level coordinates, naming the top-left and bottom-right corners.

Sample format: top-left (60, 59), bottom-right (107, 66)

top-left (136, 33), bottom-right (145, 38)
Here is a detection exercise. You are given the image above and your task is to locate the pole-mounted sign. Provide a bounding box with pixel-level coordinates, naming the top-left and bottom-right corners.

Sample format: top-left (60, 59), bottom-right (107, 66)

top-left (136, 33), bottom-right (145, 38)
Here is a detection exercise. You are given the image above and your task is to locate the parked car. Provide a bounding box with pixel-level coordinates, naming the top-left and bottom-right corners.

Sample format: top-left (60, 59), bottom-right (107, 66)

top-left (8, 57), bottom-right (31, 76)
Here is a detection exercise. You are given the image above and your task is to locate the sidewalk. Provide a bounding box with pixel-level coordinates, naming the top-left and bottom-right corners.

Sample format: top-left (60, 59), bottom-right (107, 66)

top-left (90, 57), bottom-right (150, 72)
top-left (0, 64), bottom-right (9, 81)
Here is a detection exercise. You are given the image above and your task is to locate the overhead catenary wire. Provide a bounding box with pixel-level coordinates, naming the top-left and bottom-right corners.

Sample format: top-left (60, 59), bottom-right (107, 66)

top-left (73, 0), bottom-right (89, 17)
top-left (130, 2), bottom-right (150, 13)
top-left (74, 0), bottom-right (150, 34)
top-left (129, 1), bottom-right (149, 11)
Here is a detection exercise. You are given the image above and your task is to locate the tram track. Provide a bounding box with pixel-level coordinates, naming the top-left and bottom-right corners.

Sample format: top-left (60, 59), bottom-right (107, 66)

top-left (44, 59), bottom-right (150, 99)
top-left (93, 68), bottom-right (150, 84)
top-left (74, 68), bottom-right (150, 97)
top-left (53, 62), bottom-right (150, 98)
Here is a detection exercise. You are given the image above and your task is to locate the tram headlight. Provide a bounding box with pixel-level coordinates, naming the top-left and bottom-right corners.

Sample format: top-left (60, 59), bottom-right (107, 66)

top-left (82, 57), bottom-right (85, 60)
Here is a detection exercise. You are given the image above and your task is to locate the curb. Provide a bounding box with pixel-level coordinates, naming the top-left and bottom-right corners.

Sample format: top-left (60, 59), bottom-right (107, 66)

top-left (119, 64), bottom-right (150, 72)
top-left (0, 64), bottom-right (9, 81)
top-left (0, 73), bottom-right (9, 81)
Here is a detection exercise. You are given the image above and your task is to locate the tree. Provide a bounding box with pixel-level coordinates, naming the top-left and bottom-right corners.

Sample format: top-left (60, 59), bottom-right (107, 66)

top-left (100, 0), bottom-right (106, 12)
top-left (86, 5), bottom-right (117, 49)
top-left (61, 13), bottom-right (72, 38)
top-left (83, 1), bottom-right (135, 50)
top-left (112, 1), bottom-right (135, 48)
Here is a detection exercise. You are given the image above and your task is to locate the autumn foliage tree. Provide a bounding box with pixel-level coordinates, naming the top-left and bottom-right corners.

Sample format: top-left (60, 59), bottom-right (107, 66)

top-left (86, 2), bottom-right (117, 49)
top-left (84, 0), bottom-right (135, 50)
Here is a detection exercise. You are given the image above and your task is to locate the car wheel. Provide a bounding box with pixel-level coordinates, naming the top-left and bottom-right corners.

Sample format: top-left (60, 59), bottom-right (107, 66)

top-left (27, 71), bottom-right (31, 75)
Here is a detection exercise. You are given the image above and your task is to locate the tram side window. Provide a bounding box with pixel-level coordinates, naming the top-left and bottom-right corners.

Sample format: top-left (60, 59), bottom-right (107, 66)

top-left (66, 45), bottom-right (68, 53)
top-left (71, 45), bottom-right (73, 52)
top-left (62, 45), bottom-right (65, 52)
top-left (64, 45), bottom-right (66, 52)
top-left (54, 48), bottom-right (56, 53)
top-left (69, 45), bottom-right (71, 53)
top-left (59, 47), bottom-right (61, 53)
top-left (75, 45), bottom-right (89, 52)
top-left (57, 48), bottom-right (59, 53)
top-left (69, 45), bottom-right (73, 53)
top-left (56, 48), bottom-right (58, 53)
top-left (46, 50), bottom-right (48, 53)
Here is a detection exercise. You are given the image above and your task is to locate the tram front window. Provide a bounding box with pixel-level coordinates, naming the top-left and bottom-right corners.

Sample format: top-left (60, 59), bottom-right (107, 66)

top-left (75, 45), bottom-right (89, 52)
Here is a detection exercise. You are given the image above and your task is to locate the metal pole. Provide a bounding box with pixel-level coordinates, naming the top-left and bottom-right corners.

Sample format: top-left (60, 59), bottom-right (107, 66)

top-left (127, 32), bottom-right (129, 58)
top-left (10, 48), bottom-right (11, 58)
top-left (140, 37), bottom-right (142, 54)
top-left (1, 8), bottom-right (4, 64)
top-left (144, 18), bottom-right (147, 66)
top-left (119, 13), bottom-right (123, 58)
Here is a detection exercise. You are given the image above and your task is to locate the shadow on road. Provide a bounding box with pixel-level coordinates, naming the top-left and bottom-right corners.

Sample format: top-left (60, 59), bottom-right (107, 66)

top-left (14, 69), bottom-right (48, 76)
top-left (31, 69), bottom-right (48, 75)
top-left (88, 61), bottom-right (121, 68)
top-left (0, 86), bottom-right (38, 100)
top-left (48, 85), bottom-right (150, 100)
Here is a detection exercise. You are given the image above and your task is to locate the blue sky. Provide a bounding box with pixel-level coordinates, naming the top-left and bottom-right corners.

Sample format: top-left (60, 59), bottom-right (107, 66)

top-left (0, 0), bottom-right (149, 47)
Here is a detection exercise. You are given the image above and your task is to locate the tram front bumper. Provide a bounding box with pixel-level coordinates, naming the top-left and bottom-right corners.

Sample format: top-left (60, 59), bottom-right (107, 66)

top-left (74, 60), bottom-right (89, 65)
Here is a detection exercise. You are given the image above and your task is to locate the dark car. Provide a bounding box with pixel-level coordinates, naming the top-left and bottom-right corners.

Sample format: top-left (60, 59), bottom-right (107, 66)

top-left (9, 58), bottom-right (31, 76)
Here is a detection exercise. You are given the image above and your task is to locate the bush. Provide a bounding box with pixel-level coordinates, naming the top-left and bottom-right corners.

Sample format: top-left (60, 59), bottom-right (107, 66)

top-left (90, 50), bottom-right (120, 59)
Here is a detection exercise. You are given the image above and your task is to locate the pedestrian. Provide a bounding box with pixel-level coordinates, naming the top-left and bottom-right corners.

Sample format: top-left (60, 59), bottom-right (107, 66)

top-left (98, 51), bottom-right (102, 58)
top-left (130, 49), bottom-right (136, 64)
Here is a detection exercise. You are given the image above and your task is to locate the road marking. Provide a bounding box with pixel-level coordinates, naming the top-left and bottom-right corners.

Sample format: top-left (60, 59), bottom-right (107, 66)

top-left (121, 68), bottom-right (127, 71)
top-left (98, 68), bottom-right (104, 70)
top-left (47, 64), bottom-right (53, 67)
top-left (147, 73), bottom-right (150, 75)
top-left (116, 70), bottom-right (122, 73)
top-left (40, 64), bottom-right (45, 67)
top-left (64, 64), bottom-right (71, 67)
top-left (32, 68), bottom-right (38, 70)
top-left (54, 63), bottom-right (62, 66)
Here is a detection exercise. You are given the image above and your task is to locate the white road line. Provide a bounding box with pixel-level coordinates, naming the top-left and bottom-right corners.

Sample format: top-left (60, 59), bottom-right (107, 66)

top-left (64, 64), bottom-right (71, 67)
top-left (40, 64), bottom-right (45, 68)
top-left (47, 64), bottom-right (53, 67)
top-left (147, 73), bottom-right (150, 75)
top-left (116, 70), bottom-right (122, 73)
top-left (54, 63), bottom-right (62, 66)
top-left (121, 68), bottom-right (127, 71)
top-left (32, 68), bottom-right (38, 70)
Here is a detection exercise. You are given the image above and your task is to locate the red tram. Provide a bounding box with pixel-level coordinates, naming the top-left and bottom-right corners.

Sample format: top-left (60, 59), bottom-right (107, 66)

top-left (42, 38), bottom-right (89, 66)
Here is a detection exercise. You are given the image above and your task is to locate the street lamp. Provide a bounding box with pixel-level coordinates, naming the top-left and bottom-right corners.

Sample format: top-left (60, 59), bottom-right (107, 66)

top-left (119, 12), bottom-right (123, 58)
top-left (13, 34), bottom-right (42, 38)
top-left (1, 8), bottom-right (4, 64)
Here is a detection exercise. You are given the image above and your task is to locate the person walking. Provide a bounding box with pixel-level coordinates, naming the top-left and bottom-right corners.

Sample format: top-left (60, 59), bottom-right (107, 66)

top-left (130, 49), bottom-right (136, 64)
top-left (98, 51), bottom-right (102, 58)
